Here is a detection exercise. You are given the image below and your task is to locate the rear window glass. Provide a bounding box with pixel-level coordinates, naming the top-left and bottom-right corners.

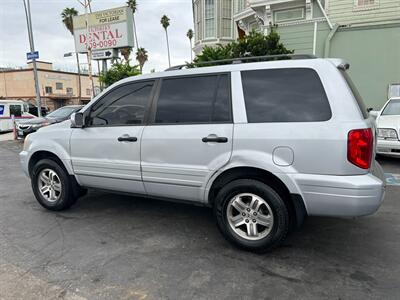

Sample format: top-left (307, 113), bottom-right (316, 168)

top-left (340, 70), bottom-right (368, 119)
top-left (241, 68), bottom-right (332, 123)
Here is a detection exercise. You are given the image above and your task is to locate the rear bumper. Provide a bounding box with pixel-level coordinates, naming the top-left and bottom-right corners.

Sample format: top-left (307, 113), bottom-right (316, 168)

top-left (291, 162), bottom-right (386, 217)
top-left (377, 139), bottom-right (400, 157)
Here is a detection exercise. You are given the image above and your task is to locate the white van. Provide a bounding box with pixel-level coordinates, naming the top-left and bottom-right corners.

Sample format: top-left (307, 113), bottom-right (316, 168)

top-left (0, 100), bottom-right (34, 133)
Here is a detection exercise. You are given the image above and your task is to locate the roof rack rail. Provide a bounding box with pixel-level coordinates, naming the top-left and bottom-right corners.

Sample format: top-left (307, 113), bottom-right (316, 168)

top-left (165, 54), bottom-right (317, 71)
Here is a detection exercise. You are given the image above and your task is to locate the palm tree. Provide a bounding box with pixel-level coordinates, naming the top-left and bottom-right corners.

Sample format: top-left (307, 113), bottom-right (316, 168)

top-left (187, 29), bottom-right (194, 62)
top-left (61, 7), bottom-right (78, 35)
top-left (160, 15), bottom-right (171, 67)
top-left (127, 0), bottom-right (140, 49)
top-left (61, 7), bottom-right (82, 102)
top-left (120, 47), bottom-right (132, 62)
top-left (136, 47), bottom-right (148, 73)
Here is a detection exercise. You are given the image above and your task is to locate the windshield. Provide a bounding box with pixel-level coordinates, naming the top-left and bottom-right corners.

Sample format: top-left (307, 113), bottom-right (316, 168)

top-left (47, 106), bottom-right (80, 118)
top-left (382, 99), bottom-right (400, 116)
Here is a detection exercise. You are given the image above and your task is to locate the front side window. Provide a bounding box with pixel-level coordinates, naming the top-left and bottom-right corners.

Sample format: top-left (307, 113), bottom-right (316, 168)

top-left (89, 81), bottom-right (154, 126)
top-left (242, 68), bottom-right (332, 123)
top-left (10, 105), bottom-right (22, 117)
top-left (205, 0), bottom-right (215, 38)
top-left (382, 99), bottom-right (400, 116)
top-left (155, 74), bottom-right (231, 124)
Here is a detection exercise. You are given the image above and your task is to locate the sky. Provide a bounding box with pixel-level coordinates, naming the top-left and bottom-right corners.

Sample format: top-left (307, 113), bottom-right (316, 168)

top-left (0, 0), bottom-right (193, 73)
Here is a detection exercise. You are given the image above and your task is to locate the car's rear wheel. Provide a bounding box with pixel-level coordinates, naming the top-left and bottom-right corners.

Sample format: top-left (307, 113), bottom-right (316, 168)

top-left (31, 159), bottom-right (78, 211)
top-left (214, 179), bottom-right (289, 253)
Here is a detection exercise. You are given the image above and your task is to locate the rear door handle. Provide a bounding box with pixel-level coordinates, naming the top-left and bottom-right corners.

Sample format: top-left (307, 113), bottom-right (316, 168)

top-left (202, 136), bottom-right (228, 143)
top-left (118, 135), bottom-right (138, 142)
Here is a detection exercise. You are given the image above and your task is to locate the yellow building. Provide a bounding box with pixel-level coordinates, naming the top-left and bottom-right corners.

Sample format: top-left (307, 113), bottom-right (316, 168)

top-left (0, 61), bottom-right (100, 111)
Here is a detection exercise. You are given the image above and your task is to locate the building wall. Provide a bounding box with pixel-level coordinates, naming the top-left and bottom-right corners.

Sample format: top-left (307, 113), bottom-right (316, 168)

top-left (329, 23), bottom-right (400, 109)
top-left (0, 68), bottom-right (99, 111)
top-left (276, 21), bottom-right (330, 57)
top-left (327, 0), bottom-right (400, 26)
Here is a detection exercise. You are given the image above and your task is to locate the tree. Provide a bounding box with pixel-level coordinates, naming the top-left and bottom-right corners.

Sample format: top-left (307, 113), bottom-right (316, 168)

top-left (120, 47), bottom-right (132, 62)
top-left (61, 7), bottom-right (78, 35)
top-left (126, 0), bottom-right (140, 49)
top-left (136, 47), bottom-right (148, 73)
top-left (186, 29), bottom-right (194, 62)
top-left (191, 27), bottom-right (293, 67)
top-left (99, 62), bottom-right (140, 87)
top-left (160, 15), bottom-right (171, 67)
top-left (61, 7), bottom-right (82, 102)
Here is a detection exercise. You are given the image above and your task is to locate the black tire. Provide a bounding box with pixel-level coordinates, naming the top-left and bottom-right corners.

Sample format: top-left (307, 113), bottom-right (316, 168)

top-left (31, 159), bottom-right (78, 211)
top-left (214, 179), bottom-right (289, 253)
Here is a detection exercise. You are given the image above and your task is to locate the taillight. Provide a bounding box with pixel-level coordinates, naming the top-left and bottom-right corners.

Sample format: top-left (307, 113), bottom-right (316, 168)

top-left (347, 128), bottom-right (373, 169)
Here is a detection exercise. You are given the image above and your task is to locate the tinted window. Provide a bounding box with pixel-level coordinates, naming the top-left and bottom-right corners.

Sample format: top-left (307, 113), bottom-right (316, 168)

top-left (241, 68), bottom-right (331, 123)
top-left (90, 81), bottom-right (154, 126)
top-left (340, 70), bottom-right (368, 118)
top-left (155, 74), bottom-right (231, 124)
top-left (10, 105), bottom-right (22, 117)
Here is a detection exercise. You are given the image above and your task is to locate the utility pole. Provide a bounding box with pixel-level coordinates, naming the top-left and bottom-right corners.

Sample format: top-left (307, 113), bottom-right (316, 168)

top-left (22, 0), bottom-right (42, 117)
top-left (78, 0), bottom-right (95, 98)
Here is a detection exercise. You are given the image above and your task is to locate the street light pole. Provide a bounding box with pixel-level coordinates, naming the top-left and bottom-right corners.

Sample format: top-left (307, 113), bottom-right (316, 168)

top-left (22, 0), bottom-right (42, 117)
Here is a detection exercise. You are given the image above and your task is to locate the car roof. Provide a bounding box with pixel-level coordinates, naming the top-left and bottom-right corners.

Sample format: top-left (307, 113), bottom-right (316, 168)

top-left (0, 99), bottom-right (25, 104)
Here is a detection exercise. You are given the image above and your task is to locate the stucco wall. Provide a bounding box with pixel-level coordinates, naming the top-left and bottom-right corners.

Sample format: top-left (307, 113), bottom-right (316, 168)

top-left (329, 24), bottom-right (400, 109)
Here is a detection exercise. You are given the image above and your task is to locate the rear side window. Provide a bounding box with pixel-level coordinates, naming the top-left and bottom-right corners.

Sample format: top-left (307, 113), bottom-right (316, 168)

top-left (340, 70), bottom-right (368, 118)
top-left (154, 74), bottom-right (231, 124)
top-left (241, 68), bottom-right (332, 123)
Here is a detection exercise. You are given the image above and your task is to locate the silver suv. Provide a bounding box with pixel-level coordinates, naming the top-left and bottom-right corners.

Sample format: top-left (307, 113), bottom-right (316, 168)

top-left (20, 56), bottom-right (386, 252)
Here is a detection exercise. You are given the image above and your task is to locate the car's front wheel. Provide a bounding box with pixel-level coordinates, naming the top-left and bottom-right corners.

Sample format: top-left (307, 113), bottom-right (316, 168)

top-left (214, 179), bottom-right (289, 253)
top-left (31, 159), bottom-right (78, 211)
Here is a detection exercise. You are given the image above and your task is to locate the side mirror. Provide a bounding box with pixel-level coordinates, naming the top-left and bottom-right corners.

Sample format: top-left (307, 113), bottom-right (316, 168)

top-left (367, 107), bottom-right (373, 113)
top-left (70, 112), bottom-right (85, 128)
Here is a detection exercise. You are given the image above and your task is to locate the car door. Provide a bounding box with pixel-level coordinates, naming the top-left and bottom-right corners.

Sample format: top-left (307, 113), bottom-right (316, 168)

top-left (141, 73), bottom-right (233, 203)
top-left (70, 80), bottom-right (155, 194)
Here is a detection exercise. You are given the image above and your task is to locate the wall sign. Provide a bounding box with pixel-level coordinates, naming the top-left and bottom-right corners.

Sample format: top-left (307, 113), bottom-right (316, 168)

top-left (73, 6), bottom-right (134, 53)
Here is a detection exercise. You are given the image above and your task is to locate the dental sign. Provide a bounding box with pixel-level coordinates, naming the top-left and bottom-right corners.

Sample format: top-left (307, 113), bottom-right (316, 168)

top-left (73, 6), bottom-right (134, 53)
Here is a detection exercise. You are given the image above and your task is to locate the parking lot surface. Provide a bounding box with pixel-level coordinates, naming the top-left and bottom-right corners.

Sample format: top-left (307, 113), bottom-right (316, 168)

top-left (0, 140), bottom-right (399, 300)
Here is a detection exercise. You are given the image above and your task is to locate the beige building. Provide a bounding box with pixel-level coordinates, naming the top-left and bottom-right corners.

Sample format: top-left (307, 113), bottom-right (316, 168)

top-left (0, 61), bottom-right (100, 111)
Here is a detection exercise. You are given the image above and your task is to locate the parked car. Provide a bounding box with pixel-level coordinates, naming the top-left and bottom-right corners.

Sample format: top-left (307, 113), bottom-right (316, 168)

top-left (24, 101), bottom-right (49, 117)
top-left (16, 105), bottom-right (83, 138)
top-left (374, 97), bottom-right (400, 157)
top-left (0, 99), bottom-right (35, 133)
top-left (20, 56), bottom-right (386, 252)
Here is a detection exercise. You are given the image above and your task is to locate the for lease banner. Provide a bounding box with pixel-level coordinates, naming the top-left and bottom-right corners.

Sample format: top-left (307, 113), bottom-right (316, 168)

top-left (73, 6), bottom-right (134, 53)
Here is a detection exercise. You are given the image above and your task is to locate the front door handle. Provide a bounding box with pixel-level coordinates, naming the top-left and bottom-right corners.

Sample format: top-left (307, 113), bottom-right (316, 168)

top-left (202, 136), bottom-right (228, 143)
top-left (118, 135), bottom-right (138, 142)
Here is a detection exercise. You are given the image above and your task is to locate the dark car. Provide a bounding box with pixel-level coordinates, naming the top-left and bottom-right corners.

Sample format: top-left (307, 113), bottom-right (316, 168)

top-left (24, 101), bottom-right (49, 117)
top-left (17, 105), bottom-right (83, 138)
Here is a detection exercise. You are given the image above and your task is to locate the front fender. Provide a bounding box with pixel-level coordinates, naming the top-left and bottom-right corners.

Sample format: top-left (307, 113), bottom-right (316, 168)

top-left (24, 129), bottom-right (74, 175)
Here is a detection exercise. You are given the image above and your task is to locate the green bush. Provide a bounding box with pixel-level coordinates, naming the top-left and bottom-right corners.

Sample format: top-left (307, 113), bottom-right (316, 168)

top-left (191, 27), bottom-right (294, 67)
top-left (99, 62), bottom-right (140, 87)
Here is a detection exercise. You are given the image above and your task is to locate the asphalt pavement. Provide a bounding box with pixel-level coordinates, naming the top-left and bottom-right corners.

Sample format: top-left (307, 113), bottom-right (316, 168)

top-left (0, 140), bottom-right (399, 300)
